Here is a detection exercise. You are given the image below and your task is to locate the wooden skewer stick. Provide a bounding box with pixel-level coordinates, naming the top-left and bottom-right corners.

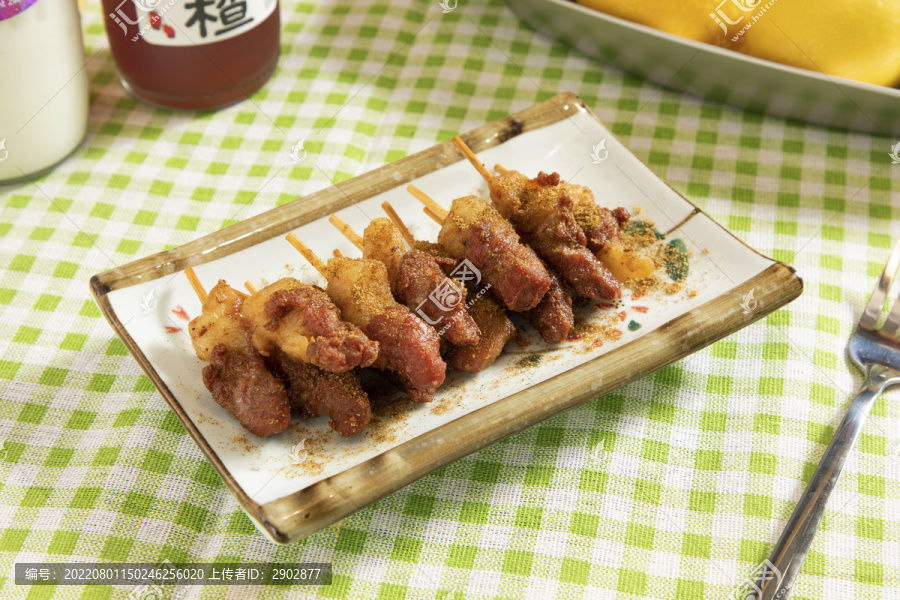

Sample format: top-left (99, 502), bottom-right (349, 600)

top-left (185, 267), bottom-right (207, 302)
top-left (452, 136), bottom-right (493, 184)
top-left (333, 248), bottom-right (344, 258)
top-left (328, 214), bottom-right (364, 251)
top-left (423, 206), bottom-right (445, 225)
top-left (286, 233), bottom-right (329, 278)
top-left (407, 184), bottom-right (449, 220)
top-left (244, 281), bottom-right (259, 295)
top-left (381, 201), bottom-right (414, 248)
top-left (494, 164), bottom-right (509, 175)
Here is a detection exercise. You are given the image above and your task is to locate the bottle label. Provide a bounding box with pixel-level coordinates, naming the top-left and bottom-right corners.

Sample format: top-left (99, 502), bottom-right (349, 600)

top-left (0, 0), bottom-right (40, 22)
top-left (108, 0), bottom-right (276, 46)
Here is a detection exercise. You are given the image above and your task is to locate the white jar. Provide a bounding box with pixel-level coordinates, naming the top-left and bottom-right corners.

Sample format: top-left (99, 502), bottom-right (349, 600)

top-left (0, 0), bottom-right (89, 184)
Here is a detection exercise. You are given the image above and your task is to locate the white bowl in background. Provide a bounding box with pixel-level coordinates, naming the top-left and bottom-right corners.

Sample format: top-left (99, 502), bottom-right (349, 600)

top-left (506, 0), bottom-right (900, 136)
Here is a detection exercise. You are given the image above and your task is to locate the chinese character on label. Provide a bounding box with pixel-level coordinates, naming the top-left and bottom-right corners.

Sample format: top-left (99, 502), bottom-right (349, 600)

top-left (216, 0), bottom-right (253, 35)
top-left (184, 0), bottom-right (216, 36)
top-left (184, 0), bottom-right (254, 37)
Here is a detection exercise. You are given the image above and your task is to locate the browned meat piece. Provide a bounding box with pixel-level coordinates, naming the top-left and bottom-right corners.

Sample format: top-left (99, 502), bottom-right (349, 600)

top-left (413, 241), bottom-right (454, 264)
top-left (326, 257), bottom-right (447, 402)
top-left (267, 348), bottom-right (370, 437)
top-left (561, 180), bottom-right (630, 252)
top-left (363, 218), bottom-right (479, 347)
top-left (562, 183), bottom-right (653, 281)
top-left (529, 269), bottom-right (574, 343)
top-left (573, 202), bottom-right (630, 253)
top-left (489, 170), bottom-right (621, 301)
top-left (438, 195), bottom-right (551, 312)
top-left (533, 171), bottom-right (560, 188)
top-left (264, 285), bottom-right (379, 370)
top-left (242, 278), bottom-right (378, 372)
top-left (532, 231), bottom-right (620, 301)
top-left (613, 208), bottom-right (629, 229)
top-left (463, 216), bottom-right (551, 312)
top-left (394, 250), bottom-right (480, 346)
top-left (365, 305), bottom-right (446, 402)
top-left (202, 343), bottom-right (291, 438)
top-left (412, 241), bottom-right (460, 278)
top-left (188, 280), bottom-right (292, 438)
top-left (446, 296), bottom-right (515, 373)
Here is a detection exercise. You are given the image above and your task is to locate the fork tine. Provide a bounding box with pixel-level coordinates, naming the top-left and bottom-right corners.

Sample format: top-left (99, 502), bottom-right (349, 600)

top-left (861, 238), bottom-right (900, 330)
top-left (881, 241), bottom-right (900, 334)
top-left (883, 300), bottom-right (900, 335)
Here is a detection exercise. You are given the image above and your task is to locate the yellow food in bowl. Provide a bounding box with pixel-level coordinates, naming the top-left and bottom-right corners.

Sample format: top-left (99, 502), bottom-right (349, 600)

top-left (737, 0), bottom-right (900, 87)
top-left (576, 0), bottom-right (900, 88)
top-left (575, 0), bottom-right (746, 49)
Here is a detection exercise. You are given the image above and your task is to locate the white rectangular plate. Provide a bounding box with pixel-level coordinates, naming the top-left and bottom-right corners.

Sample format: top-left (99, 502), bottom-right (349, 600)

top-left (92, 93), bottom-right (802, 543)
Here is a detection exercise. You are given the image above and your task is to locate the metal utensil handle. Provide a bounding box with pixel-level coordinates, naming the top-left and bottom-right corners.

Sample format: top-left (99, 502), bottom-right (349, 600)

top-left (756, 366), bottom-right (890, 600)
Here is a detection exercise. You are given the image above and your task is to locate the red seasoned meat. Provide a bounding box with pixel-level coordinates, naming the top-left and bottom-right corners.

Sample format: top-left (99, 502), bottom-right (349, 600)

top-left (267, 348), bottom-right (370, 437)
top-left (529, 269), bottom-right (574, 343)
top-left (202, 343), bottom-right (291, 438)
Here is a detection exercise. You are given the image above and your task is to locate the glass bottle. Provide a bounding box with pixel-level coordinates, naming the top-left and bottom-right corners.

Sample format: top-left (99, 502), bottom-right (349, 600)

top-left (100, 0), bottom-right (280, 110)
top-left (0, 0), bottom-right (90, 184)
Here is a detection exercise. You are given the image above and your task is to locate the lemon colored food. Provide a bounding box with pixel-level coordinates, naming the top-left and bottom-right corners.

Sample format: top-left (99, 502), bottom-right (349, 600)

top-left (575, 0), bottom-right (745, 49)
top-left (576, 0), bottom-right (900, 87)
top-left (737, 0), bottom-right (900, 87)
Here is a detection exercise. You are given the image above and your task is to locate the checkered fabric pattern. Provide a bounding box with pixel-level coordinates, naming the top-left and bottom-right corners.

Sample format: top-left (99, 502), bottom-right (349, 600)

top-left (1, 0), bottom-right (899, 598)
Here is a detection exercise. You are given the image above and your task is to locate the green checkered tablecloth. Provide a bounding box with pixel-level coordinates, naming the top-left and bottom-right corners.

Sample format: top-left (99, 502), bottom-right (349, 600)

top-left (2, 0), bottom-right (899, 598)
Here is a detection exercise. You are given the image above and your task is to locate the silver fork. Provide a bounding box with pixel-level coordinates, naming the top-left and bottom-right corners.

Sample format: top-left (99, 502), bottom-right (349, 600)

top-left (752, 240), bottom-right (900, 600)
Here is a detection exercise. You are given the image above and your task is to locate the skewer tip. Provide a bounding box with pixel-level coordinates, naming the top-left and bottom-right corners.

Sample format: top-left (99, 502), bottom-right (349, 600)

top-left (407, 185), bottom-right (449, 220)
top-left (328, 214), bottom-right (364, 251)
top-left (381, 201), bottom-right (415, 248)
top-left (452, 136), bottom-right (493, 184)
top-left (423, 206), bottom-right (445, 225)
top-left (285, 233), bottom-right (330, 279)
top-left (184, 267), bottom-right (207, 303)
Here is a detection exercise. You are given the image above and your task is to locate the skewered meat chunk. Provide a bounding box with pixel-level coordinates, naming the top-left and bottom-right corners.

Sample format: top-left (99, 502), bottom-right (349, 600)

top-left (360, 216), bottom-right (405, 269)
top-left (203, 344), bottom-right (292, 438)
top-left (241, 277), bottom-right (378, 372)
top-left (362, 218), bottom-right (480, 346)
top-left (188, 279), bottom-right (248, 362)
top-left (522, 175), bottom-right (652, 281)
top-left (413, 241), bottom-right (455, 268)
top-left (446, 295), bottom-right (516, 373)
top-left (438, 195), bottom-right (551, 312)
top-left (489, 170), bottom-right (621, 301)
top-left (529, 268), bottom-right (574, 343)
top-left (326, 257), bottom-right (446, 402)
top-left (395, 251), bottom-right (481, 345)
top-left (415, 233), bottom-right (567, 348)
top-left (406, 232), bottom-right (520, 371)
top-left (189, 280), bottom-right (291, 438)
top-left (567, 185), bottom-right (630, 252)
top-left (567, 185), bottom-right (654, 281)
top-left (365, 307), bottom-right (445, 402)
top-left (266, 347), bottom-right (370, 437)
